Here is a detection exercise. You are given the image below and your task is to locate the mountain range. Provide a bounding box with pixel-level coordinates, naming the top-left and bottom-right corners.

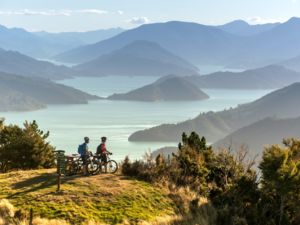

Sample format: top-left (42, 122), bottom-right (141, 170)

top-left (2, 18), bottom-right (300, 72)
top-left (0, 72), bottom-right (100, 112)
top-left (229, 17), bottom-right (300, 68)
top-left (0, 24), bottom-right (123, 59)
top-left (217, 20), bottom-right (279, 36)
top-left (107, 75), bottom-right (209, 101)
top-left (54, 21), bottom-right (240, 64)
top-left (35, 28), bottom-right (124, 48)
top-left (0, 48), bottom-right (73, 80)
top-left (185, 65), bottom-right (300, 89)
top-left (54, 18), bottom-right (300, 69)
top-left (74, 41), bottom-right (199, 76)
top-left (129, 82), bottom-right (300, 143)
top-left (214, 117), bottom-right (300, 155)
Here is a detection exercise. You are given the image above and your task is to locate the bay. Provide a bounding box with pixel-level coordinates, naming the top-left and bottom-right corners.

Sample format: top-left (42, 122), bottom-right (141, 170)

top-left (1, 76), bottom-right (273, 161)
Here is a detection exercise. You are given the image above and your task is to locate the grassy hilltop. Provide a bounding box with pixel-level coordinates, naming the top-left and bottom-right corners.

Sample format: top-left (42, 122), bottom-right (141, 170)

top-left (0, 169), bottom-right (176, 224)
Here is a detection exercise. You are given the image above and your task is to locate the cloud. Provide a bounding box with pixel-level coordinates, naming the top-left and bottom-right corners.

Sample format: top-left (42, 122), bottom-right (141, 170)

top-left (117, 10), bottom-right (124, 15)
top-left (128, 17), bottom-right (150, 25)
top-left (0, 9), bottom-right (109, 16)
top-left (247, 16), bottom-right (286, 24)
top-left (75, 9), bottom-right (107, 15)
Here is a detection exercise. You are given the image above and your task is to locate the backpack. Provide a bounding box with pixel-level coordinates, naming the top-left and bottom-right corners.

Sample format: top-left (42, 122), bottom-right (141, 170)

top-left (78, 143), bottom-right (86, 155)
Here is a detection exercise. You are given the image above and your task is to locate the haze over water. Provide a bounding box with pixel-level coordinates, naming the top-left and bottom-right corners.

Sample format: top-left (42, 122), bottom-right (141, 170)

top-left (1, 76), bottom-right (272, 161)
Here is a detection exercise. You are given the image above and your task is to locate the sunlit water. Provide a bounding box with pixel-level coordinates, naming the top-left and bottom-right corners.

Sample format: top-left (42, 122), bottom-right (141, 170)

top-left (1, 76), bottom-right (273, 161)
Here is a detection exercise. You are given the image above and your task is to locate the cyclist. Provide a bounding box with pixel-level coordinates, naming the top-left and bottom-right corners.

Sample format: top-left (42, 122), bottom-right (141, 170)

top-left (96, 137), bottom-right (111, 164)
top-left (78, 136), bottom-right (90, 176)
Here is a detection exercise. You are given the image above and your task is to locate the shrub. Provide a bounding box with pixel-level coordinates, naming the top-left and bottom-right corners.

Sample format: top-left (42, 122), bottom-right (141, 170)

top-left (121, 133), bottom-right (300, 225)
top-left (259, 138), bottom-right (300, 225)
top-left (0, 120), bottom-right (55, 172)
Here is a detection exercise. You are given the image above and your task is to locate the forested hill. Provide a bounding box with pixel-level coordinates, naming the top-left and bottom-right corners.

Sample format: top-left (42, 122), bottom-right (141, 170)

top-left (0, 48), bottom-right (73, 80)
top-left (129, 82), bottom-right (300, 143)
top-left (214, 117), bottom-right (300, 154)
top-left (0, 72), bottom-right (100, 112)
top-left (107, 75), bottom-right (209, 101)
top-left (186, 65), bottom-right (300, 89)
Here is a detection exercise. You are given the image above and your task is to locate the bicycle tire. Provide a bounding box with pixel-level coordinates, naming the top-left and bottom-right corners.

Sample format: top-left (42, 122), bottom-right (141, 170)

top-left (65, 161), bottom-right (76, 176)
top-left (87, 159), bottom-right (100, 175)
top-left (102, 160), bottom-right (118, 174)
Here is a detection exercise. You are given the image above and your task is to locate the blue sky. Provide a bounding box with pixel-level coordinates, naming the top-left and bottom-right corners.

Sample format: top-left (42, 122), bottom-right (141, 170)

top-left (0, 0), bottom-right (299, 32)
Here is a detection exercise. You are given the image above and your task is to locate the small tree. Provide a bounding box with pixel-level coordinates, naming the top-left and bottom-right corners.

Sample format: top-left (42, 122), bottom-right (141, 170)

top-left (175, 132), bottom-right (214, 195)
top-left (259, 138), bottom-right (300, 225)
top-left (0, 120), bottom-right (55, 172)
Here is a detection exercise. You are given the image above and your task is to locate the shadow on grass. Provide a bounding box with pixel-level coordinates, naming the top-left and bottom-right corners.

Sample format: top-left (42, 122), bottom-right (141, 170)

top-left (9, 172), bottom-right (85, 198)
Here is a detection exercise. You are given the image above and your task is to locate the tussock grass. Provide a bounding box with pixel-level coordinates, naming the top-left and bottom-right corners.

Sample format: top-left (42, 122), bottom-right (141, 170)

top-left (0, 169), bottom-right (176, 224)
top-left (0, 199), bottom-right (15, 218)
top-left (0, 197), bottom-right (216, 225)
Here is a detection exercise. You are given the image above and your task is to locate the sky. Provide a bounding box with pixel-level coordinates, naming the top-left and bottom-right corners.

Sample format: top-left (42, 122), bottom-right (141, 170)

top-left (0, 0), bottom-right (299, 32)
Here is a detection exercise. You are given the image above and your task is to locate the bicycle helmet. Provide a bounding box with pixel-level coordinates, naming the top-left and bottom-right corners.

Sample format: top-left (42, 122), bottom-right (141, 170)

top-left (84, 137), bottom-right (90, 142)
top-left (101, 136), bottom-right (107, 142)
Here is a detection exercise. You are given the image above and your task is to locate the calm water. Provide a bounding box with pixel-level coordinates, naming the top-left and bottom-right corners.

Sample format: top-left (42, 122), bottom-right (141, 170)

top-left (1, 76), bottom-right (272, 161)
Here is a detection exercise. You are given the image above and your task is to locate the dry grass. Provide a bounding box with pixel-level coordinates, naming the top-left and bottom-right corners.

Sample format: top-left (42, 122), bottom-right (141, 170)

top-left (0, 169), bottom-right (217, 225)
top-left (0, 199), bottom-right (15, 218)
top-left (0, 169), bottom-right (176, 224)
top-left (0, 198), bottom-right (70, 225)
top-left (0, 197), bottom-right (216, 225)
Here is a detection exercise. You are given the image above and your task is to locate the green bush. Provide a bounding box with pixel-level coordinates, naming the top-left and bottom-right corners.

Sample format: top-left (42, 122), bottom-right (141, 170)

top-left (121, 132), bottom-right (300, 225)
top-left (0, 120), bottom-right (55, 172)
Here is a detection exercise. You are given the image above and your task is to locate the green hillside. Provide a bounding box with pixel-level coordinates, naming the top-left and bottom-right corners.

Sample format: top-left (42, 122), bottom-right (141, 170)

top-left (0, 169), bottom-right (176, 224)
top-left (129, 82), bottom-right (300, 143)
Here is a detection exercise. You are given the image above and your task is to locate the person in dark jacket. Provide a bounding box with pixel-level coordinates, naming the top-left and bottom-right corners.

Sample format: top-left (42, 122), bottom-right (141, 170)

top-left (78, 136), bottom-right (90, 175)
top-left (96, 137), bottom-right (111, 164)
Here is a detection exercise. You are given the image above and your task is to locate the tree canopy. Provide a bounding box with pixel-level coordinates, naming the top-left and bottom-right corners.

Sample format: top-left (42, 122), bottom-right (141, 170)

top-left (0, 120), bottom-right (55, 172)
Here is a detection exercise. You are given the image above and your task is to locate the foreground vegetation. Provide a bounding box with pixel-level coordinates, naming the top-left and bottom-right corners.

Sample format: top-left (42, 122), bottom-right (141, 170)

top-left (123, 132), bottom-right (300, 225)
top-left (1, 121), bottom-right (300, 224)
top-left (0, 120), bottom-right (55, 173)
top-left (0, 170), bottom-right (178, 224)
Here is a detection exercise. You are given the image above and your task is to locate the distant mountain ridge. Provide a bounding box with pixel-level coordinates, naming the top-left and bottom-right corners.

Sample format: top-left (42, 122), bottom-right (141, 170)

top-left (0, 24), bottom-right (123, 59)
top-left (229, 17), bottom-right (300, 68)
top-left (186, 65), bottom-right (300, 89)
top-left (74, 40), bottom-right (199, 76)
top-left (214, 117), bottom-right (300, 155)
top-left (35, 28), bottom-right (124, 47)
top-left (129, 82), bottom-right (300, 143)
top-left (217, 20), bottom-right (279, 36)
top-left (55, 18), bottom-right (300, 69)
top-left (0, 25), bottom-right (74, 59)
top-left (54, 21), bottom-right (241, 64)
top-left (107, 75), bottom-right (209, 101)
top-left (0, 48), bottom-right (73, 80)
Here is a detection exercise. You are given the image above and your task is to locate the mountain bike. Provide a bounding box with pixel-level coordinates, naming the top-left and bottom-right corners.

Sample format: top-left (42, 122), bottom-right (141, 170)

top-left (65, 154), bottom-right (83, 176)
top-left (65, 153), bottom-right (95, 176)
top-left (88, 153), bottom-right (118, 175)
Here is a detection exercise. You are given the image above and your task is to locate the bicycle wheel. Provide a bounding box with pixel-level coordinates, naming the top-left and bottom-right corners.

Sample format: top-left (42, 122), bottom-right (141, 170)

top-left (105, 160), bottom-right (118, 174)
top-left (87, 160), bottom-right (99, 175)
top-left (65, 161), bottom-right (77, 176)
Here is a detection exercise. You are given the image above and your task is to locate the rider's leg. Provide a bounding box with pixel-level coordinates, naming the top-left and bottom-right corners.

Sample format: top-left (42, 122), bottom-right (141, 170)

top-left (82, 155), bottom-right (88, 176)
